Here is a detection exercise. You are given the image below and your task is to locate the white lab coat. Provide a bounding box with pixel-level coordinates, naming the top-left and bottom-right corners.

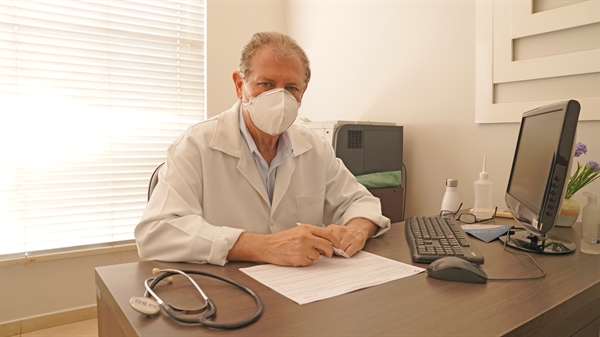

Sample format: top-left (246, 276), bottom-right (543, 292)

top-left (135, 101), bottom-right (391, 265)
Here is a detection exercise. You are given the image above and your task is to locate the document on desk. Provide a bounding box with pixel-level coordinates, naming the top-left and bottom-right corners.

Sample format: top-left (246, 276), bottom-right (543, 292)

top-left (239, 251), bottom-right (425, 305)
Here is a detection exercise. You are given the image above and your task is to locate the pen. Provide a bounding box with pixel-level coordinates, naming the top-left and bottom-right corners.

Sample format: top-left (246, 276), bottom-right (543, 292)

top-left (296, 223), bottom-right (350, 258)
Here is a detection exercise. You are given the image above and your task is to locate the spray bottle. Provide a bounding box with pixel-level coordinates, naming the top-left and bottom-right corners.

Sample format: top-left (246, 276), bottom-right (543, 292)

top-left (473, 154), bottom-right (494, 219)
top-left (581, 192), bottom-right (600, 255)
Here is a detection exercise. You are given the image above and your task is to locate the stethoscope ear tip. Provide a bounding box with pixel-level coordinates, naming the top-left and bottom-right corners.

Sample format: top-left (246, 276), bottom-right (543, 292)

top-left (130, 296), bottom-right (160, 316)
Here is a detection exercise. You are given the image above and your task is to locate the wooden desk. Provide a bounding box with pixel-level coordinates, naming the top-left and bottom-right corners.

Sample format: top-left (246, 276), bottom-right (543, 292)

top-left (96, 220), bottom-right (600, 336)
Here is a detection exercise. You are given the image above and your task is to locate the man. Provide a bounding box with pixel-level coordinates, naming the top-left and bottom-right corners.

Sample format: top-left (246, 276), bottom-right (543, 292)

top-left (135, 32), bottom-right (390, 267)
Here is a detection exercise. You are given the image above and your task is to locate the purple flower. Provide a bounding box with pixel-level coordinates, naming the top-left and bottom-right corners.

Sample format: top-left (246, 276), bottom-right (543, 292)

top-left (566, 143), bottom-right (599, 199)
top-left (586, 161), bottom-right (600, 173)
top-left (574, 142), bottom-right (587, 157)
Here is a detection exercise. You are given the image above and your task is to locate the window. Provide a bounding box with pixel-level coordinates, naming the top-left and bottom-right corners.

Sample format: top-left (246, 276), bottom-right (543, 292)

top-left (0, 0), bottom-right (205, 258)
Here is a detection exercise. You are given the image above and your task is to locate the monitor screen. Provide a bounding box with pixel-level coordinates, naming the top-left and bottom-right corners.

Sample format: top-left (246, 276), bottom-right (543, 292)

top-left (505, 100), bottom-right (580, 236)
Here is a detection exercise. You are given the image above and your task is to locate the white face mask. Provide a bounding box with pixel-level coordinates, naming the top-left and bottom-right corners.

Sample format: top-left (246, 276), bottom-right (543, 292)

top-left (242, 86), bottom-right (301, 136)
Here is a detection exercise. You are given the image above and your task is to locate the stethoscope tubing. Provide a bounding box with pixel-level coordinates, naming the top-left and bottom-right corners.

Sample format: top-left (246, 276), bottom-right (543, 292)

top-left (144, 268), bottom-right (263, 329)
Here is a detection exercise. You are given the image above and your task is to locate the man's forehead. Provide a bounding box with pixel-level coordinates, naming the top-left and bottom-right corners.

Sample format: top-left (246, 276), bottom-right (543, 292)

top-left (248, 47), bottom-right (303, 76)
top-left (246, 64), bottom-right (304, 85)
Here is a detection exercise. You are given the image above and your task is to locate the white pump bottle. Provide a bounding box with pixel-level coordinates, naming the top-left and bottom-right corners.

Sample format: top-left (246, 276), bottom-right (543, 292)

top-left (473, 154), bottom-right (494, 219)
top-left (580, 192), bottom-right (600, 255)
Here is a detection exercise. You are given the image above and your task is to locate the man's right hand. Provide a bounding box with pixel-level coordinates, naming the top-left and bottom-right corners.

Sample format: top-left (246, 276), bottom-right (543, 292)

top-left (227, 224), bottom-right (343, 266)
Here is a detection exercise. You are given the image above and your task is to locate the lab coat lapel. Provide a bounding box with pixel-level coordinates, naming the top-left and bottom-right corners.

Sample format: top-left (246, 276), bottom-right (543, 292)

top-left (237, 150), bottom-right (270, 206)
top-left (271, 127), bottom-right (312, 212)
top-left (209, 102), bottom-right (270, 206)
top-left (271, 157), bottom-right (295, 212)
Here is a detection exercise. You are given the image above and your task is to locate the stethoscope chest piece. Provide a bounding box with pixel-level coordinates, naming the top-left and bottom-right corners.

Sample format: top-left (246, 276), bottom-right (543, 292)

top-left (130, 296), bottom-right (160, 316)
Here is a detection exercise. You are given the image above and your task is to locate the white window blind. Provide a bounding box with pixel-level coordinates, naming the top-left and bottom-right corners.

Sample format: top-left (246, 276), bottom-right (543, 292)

top-left (0, 0), bottom-right (205, 258)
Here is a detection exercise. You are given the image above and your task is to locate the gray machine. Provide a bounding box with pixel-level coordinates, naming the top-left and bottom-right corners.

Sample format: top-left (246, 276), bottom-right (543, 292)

top-left (301, 120), bottom-right (404, 222)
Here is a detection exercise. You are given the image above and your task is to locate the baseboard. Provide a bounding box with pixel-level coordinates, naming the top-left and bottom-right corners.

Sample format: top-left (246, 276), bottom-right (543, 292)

top-left (0, 305), bottom-right (96, 337)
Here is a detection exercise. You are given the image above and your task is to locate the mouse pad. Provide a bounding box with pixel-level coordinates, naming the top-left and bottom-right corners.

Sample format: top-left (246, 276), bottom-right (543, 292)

top-left (461, 224), bottom-right (513, 243)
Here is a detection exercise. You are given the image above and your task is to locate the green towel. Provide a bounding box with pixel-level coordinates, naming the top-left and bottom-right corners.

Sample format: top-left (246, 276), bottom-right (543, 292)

top-left (356, 170), bottom-right (402, 189)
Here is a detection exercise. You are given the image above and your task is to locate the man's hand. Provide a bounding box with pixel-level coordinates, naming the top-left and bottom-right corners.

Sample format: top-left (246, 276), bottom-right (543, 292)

top-left (227, 224), bottom-right (343, 267)
top-left (325, 218), bottom-right (378, 257)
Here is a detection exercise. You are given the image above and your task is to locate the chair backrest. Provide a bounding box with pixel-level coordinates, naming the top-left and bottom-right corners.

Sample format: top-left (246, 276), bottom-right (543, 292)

top-left (147, 162), bottom-right (165, 201)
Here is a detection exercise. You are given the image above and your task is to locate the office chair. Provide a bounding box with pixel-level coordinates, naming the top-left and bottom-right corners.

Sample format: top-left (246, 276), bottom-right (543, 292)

top-left (147, 162), bottom-right (164, 201)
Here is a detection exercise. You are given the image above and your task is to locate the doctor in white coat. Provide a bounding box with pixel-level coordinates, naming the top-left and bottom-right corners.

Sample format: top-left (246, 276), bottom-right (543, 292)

top-left (135, 32), bottom-right (390, 266)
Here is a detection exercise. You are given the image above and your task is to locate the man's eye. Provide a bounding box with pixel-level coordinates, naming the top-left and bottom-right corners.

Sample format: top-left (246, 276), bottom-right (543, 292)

top-left (258, 82), bottom-right (271, 87)
top-left (286, 86), bottom-right (299, 92)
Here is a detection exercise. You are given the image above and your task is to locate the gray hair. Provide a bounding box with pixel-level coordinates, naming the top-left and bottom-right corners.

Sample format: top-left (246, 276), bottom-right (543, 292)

top-left (239, 32), bottom-right (311, 86)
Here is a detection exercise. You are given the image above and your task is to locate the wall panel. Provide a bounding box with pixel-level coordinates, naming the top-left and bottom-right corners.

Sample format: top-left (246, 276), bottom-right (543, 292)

top-left (476, 0), bottom-right (600, 123)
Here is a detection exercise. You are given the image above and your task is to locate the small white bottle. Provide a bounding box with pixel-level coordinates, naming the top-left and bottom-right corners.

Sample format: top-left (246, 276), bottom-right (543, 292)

top-left (473, 154), bottom-right (494, 218)
top-left (441, 179), bottom-right (461, 213)
top-left (580, 192), bottom-right (600, 255)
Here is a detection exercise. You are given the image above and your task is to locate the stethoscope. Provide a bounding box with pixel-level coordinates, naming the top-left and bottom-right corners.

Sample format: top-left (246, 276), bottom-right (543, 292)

top-left (129, 268), bottom-right (263, 329)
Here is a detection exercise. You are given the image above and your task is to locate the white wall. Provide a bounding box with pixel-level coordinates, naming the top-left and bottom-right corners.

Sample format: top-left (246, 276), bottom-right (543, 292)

top-left (285, 1), bottom-right (600, 217)
top-left (206, 0), bottom-right (286, 116)
top-left (0, 251), bottom-right (141, 323)
top-left (2, 0), bottom-right (599, 325)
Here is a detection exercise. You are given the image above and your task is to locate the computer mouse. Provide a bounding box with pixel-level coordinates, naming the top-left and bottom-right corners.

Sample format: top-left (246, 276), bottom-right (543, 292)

top-left (427, 256), bottom-right (488, 283)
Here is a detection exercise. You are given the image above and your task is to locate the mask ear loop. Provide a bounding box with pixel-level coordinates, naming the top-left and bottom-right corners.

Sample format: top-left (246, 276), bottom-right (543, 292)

top-left (241, 84), bottom-right (257, 116)
top-left (239, 74), bottom-right (253, 103)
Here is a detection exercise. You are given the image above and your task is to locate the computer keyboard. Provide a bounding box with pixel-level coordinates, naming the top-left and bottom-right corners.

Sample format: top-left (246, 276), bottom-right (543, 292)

top-left (405, 216), bottom-right (485, 264)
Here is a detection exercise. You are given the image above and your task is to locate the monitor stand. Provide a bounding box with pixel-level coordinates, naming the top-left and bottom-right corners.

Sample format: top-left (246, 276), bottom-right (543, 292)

top-left (499, 231), bottom-right (576, 254)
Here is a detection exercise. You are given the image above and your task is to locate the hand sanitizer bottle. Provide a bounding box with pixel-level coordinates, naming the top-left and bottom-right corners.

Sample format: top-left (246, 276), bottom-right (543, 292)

top-left (581, 192), bottom-right (600, 255)
top-left (473, 154), bottom-right (494, 219)
top-left (441, 179), bottom-right (460, 213)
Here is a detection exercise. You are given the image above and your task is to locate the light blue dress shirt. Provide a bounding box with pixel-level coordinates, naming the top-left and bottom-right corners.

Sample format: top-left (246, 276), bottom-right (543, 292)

top-left (238, 106), bottom-right (294, 203)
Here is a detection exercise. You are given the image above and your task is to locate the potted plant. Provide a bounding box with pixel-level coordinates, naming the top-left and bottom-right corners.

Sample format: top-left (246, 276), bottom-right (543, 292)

top-left (557, 142), bottom-right (600, 227)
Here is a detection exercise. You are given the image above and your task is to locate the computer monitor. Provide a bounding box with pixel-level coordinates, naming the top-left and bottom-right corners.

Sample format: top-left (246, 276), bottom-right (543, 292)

top-left (502, 100), bottom-right (580, 254)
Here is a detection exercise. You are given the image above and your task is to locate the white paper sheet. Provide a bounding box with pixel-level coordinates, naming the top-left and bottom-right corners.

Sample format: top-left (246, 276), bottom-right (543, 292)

top-left (239, 251), bottom-right (425, 305)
